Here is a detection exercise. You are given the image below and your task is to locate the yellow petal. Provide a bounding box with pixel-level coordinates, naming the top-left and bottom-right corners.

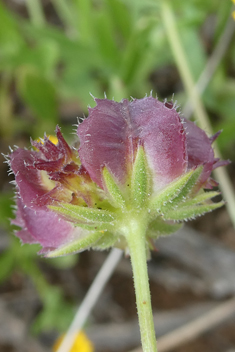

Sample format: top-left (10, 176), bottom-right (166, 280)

top-left (53, 331), bottom-right (94, 352)
top-left (37, 135), bottom-right (58, 145)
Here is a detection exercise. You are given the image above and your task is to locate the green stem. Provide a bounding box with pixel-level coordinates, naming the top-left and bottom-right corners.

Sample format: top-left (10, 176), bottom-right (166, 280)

top-left (25, 0), bottom-right (45, 27)
top-left (161, 0), bottom-right (235, 229)
top-left (125, 216), bottom-right (157, 352)
top-left (160, 0), bottom-right (206, 127)
top-left (51, 0), bottom-right (78, 37)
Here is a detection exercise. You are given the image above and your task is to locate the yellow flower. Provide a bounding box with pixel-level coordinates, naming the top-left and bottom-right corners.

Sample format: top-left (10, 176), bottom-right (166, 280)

top-left (232, 0), bottom-right (235, 20)
top-left (37, 135), bottom-right (58, 145)
top-left (53, 331), bottom-right (94, 352)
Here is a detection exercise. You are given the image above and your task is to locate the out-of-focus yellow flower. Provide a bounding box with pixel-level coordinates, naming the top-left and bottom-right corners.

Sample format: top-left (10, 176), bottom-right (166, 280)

top-left (37, 135), bottom-right (58, 145)
top-left (232, 0), bottom-right (235, 20)
top-left (53, 331), bottom-right (94, 352)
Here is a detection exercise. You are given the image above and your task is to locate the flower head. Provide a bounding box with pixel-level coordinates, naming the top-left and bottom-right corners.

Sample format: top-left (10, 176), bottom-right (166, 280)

top-left (8, 97), bottom-right (229, 257)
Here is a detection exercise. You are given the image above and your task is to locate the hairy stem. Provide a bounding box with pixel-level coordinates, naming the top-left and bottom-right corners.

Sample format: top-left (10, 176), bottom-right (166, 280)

top-left (125, 216), bottom-right (157, 352)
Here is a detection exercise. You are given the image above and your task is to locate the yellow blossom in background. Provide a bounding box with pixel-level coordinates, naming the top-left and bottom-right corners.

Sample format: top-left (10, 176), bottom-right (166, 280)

top-left (46, 135), bottom-right (59, 145)
top-left (37, 135), bottom-right (58, 145)
top-left (53, 331), bottom-right (94, 352)
top-left (232, 0), bottom-right (235, 20)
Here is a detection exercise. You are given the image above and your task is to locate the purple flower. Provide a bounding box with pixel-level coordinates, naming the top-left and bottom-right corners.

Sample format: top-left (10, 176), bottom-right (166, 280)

top-left (9, 128), bottom-right (93, 254)
top-left (12, 198), bottom-right (84, 255)
top-left (8, 97), bottom-right (228, 256)
top-left (78, 97), bottom-right (227, 191)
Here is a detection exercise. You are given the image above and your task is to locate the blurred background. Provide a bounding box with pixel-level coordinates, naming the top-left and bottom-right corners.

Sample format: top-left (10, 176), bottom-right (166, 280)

top-left (0, 0), bottom-right (235, 351)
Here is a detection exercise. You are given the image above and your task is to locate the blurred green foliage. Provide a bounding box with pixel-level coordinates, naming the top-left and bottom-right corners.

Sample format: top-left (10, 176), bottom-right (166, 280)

top-left (0, 0), bottom-right (232, 140)
top-left (0, 0), bottom-right (234, 336)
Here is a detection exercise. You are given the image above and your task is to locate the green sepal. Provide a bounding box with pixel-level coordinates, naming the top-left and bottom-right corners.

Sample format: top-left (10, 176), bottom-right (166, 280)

top-left (48, 204), bottom-right (116, 223)
top-left (102, 167), bottom-right (126, 208)
top-left (46, 231), bottom-right (106, 257)
top-left (149, 166), bottom-right (203, 212)
top-left (147, 217), bottom-right (182, 239)
top-left (131, 145), bottom-right (149, 207)
top-left (74, 222), bottom-right (114, 232)
top-left (180, 191), bottom-right (220, 208)
top-left (163, 201), bottom-right (225, 221)
top-left (167, 166), bottom-right (204, 208)
top-left (93, 232), bottom-right (118, 250)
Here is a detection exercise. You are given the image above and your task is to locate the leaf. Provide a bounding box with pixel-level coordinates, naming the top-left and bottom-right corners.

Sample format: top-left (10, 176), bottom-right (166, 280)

top-left (179, 27), bottom-right (206, 81)
top-left (102, 167), bottom-right (126, 208)
top-left (72, 0), bottom-right (93, 43)
top-left (1, 40), bottom-right (59, 75)
top-left (0, 3), bottom-right (25, 58)
top-left (74, 221), bottom-right (115, 232)
top-left (120, 26), bottom-right (153, 85)
top-left (147, 217), bottom-right (182, 238)
top-left (48, 254), bottom-right (78, 269)
top-left (149, 167), bottom-right (203, 212)
top-left (131, 146), bottom-right (149, 207)
top-left (0, 250), bottom-right (15, 283)
top-left (93, 11), bottom-right (121, 68)
top-left (47, 231), bottom-right (105, 257)
top-left (49, 204), bottom-right (116, 223)
top-left (163, 166), bottom-right (204, 211)
top-left (21, 21), bottom-right (102, 70)
top-left (0, 192), bottom-right (14, 228)
top-left (163, 201), bottom-right (225, 221)
top-left (32, 286), bottom-right (74, 333)
top-left (105, 0), bottom-right (132, 41)
top-left (61, 67), bottom-right (101, 104)
top-left (17, 67), bottom-right (58, 122)
top-left (180, 191), bottom-right (220, 208)
top-left (93, 232), bottom-right (118, 250)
